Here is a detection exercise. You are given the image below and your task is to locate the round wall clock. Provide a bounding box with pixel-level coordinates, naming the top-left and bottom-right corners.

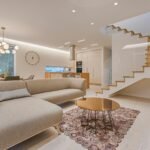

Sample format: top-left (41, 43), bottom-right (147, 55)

top-left (25, 51), bottom-right (40, 65)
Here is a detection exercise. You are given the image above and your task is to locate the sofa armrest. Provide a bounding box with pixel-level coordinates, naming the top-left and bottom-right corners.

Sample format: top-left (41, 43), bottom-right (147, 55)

top-left (68, 78), bottom-right (86, 92)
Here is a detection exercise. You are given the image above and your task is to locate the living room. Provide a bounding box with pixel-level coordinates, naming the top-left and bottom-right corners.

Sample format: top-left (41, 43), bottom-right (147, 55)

top-left (0, 1), bottom-right (150, 150)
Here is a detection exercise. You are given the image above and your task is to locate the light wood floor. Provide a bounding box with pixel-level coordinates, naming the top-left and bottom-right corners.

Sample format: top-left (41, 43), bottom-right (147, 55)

top-left (10, 89), bottom-right (150, 150)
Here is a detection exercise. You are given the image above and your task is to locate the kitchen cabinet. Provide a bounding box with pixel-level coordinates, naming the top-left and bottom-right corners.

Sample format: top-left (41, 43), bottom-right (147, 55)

top-left (77, 49), bottom-right (102, 85)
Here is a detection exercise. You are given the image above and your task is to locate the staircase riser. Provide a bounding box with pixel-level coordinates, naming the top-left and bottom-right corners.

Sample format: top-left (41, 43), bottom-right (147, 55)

top-left (145, 56), bottom-right (150, 58)
top-left (145, 64), bottom-right (150, 66)
top-left (145, 61), bottom-right (150, 63)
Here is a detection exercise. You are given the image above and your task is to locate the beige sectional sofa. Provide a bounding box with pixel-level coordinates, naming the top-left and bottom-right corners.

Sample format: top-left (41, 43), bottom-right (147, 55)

top-left (0, 78), bottom-right (86, 150)
top-left (26, 78), bottom-right (86, 104)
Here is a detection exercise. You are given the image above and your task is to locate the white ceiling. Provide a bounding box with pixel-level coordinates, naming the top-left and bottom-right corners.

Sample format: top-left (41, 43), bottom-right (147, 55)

top-left (0, 0), bottom-right (150, 51)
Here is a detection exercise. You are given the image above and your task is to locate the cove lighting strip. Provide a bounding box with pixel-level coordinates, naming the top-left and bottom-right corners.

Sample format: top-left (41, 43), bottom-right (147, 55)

top-left (0, 37), bottom-right (69, 54)
top-left (123, 42), bottom-right (150, 50)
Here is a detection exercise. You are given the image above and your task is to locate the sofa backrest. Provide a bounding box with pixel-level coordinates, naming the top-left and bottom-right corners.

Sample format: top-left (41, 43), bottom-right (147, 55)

top-left (67, 78), bottom-right (86, 92)
top-left (0, 80), bottom-right (26, 91)
top-left (25, 78), bottom-right (70, 95)
top-left (0, 78), bottom-right (86, 95)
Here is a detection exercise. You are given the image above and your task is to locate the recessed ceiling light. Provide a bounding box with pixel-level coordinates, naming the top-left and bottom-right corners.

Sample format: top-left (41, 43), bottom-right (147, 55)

top-left (77, 39), bottom-right (86, 43)
top-left (72, 9), bottom-right (76, 13)
top-left (114, 2), bottom-right (118, 6)
top-left (90, 22), bottom-right (95, 26)
top-left (91, 43), bottom-right (99, 47)
top-left (81, 47), bottom-right (88, 50)
top-left (64, 41), bottom-right (71, 45)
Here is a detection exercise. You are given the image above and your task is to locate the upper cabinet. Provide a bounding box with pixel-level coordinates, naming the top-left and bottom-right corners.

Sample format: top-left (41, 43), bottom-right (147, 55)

top-left (76, 49), bottom-right (102, 85)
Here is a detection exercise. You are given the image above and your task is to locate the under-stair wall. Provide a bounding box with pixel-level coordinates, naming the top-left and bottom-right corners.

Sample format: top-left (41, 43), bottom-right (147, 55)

top-left (116, 78), bottom-right (150, 99)
top-left (112, 31), bottom-right (147, 83)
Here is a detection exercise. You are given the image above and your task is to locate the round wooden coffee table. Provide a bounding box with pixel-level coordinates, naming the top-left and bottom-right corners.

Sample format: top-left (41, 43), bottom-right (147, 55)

top-left (76, 97), bottom-right (120, 132)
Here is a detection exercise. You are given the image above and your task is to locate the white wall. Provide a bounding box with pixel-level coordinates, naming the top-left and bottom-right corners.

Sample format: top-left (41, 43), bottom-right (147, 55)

top-left (118, 79), bottom-right (150, 99)
top-left (112, 31), bottom-right (147, 82)
top-left (5, 39), bottom-right (70, 79)
top-left (101, 49), bottom-right (112, 86)
top-left (115, 12), bottom-right (150, 36)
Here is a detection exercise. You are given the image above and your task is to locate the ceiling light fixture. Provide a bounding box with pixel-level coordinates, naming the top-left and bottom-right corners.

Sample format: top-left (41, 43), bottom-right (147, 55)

top-left (64, 41), bottom-right (71, 45)
top-left (91, 43), bottom-right (99, 47)
top-left (77, 39), bottom-right (86, 43)
top-left (81, 47), bottom-right (88, 50)
top-left (0, 27), bottom-right (19, 54)
top-left (114, 2), bottom-right (118, 6)
top-left (72, 9), bottom-right (76, 13)
top-left (90, 22), bottom-right (95, 26)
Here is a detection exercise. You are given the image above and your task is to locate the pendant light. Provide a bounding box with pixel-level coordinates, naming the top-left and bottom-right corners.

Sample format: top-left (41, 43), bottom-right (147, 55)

top-left (0, 27), bottom-right (19, 54)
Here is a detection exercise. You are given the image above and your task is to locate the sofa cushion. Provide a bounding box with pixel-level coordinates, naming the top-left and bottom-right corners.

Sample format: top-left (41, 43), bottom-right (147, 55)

top-left (33, 89), bottom-right (85, 104)
top-left (0, 80), bottom-right (26, 91)
top-left (0, 97), bottom-right (62, 150)
top-left (0, 88), bottom-right (31, 102)
top-left (25, 79), bottom-right (70, 95)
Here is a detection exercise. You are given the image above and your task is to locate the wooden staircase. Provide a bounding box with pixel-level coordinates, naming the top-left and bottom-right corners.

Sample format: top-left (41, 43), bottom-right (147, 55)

top-left (108, 25), bottom-right (150, 38)
top-left (97, 25), bottom-right (150, 96)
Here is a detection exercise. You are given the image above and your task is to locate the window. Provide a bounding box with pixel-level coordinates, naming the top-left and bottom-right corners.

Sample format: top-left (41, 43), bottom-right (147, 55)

top-left (0, 53), bottom-right (14, 76)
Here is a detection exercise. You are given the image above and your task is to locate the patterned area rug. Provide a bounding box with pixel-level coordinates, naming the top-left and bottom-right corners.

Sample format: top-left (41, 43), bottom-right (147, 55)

top-left (60, 107), bottom-right (140, 150)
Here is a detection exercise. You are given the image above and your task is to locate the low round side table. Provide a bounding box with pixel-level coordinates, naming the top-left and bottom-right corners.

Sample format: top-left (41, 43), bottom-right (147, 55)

top-left (76, 97), bottom-right (120, 133)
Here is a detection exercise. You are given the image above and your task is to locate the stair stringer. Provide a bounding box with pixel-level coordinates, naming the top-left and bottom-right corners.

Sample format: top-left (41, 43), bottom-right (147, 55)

top-left (99, 67), bottom-right (150, 98)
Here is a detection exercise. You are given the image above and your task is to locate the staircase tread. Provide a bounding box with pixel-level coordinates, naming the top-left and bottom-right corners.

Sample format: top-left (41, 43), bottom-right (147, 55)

top-left (144, 63), bottom-right (150, 65)
top-left (108, 84), bottom-right (117, 86)
top-left (96, 90), bottom-right (103, 94)
top-left (116, 80), bottom-right (125, 82)
top-left (139, 36), bottom-right (150, 38)
top-left (133, 70), bottom-right (144, 73)
top-left (101, 85), bottom-right (110, 90)
top-left (132, 33), bottom-right (142, 36)
top-left (123, 75), bottom-right (134, 78)
top-left (143, 65), bottom-right (150, 67)
top-left (141, 35), bottom-right (150, 38)
top-left (101, 87), bottom-right (110, 90)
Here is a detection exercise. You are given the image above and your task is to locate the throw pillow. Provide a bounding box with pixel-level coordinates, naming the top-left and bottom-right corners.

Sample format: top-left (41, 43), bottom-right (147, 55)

top-left (0, 88), bottom-right (31, 102)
